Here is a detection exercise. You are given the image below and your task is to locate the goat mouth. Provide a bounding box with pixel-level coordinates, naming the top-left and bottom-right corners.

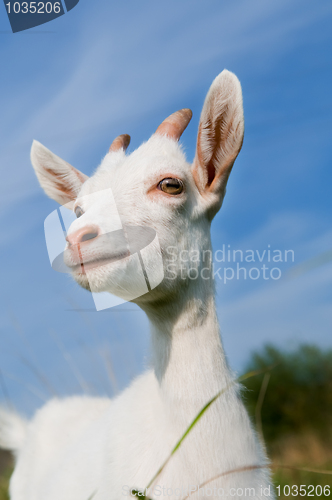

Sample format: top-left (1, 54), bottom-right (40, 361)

top-left (69, 251), bottom-right (130, 274)
top-left (50, 226), bottom-right (157, 274)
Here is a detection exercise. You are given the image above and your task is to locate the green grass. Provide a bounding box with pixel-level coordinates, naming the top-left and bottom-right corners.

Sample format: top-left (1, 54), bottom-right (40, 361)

top-left (0, 466), bottom-right (11, 500)
top-left (242, 344), bottom-right (332, 500)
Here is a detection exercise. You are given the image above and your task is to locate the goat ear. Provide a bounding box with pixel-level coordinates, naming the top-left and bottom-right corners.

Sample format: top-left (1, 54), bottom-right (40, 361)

top-left (31, 140), bottom-right (88, 206)
top-left (192, 70), bottom-right (244, 215)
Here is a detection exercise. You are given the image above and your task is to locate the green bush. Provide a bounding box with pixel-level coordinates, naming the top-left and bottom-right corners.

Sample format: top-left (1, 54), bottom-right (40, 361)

top-left (242, 344), bottom-right (332, 445)
top-left (242, 344), bottom-right (332, 498)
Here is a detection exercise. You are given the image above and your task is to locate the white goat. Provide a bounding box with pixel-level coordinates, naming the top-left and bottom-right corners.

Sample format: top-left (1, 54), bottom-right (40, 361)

top-left (0, 70), bottom-right (274, 500)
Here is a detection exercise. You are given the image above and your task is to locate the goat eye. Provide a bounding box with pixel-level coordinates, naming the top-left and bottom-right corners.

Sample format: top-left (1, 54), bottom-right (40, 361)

top-left (158, 178), bottom-right (184, 195)
top-left (75, 206), bottom-right (84, 218)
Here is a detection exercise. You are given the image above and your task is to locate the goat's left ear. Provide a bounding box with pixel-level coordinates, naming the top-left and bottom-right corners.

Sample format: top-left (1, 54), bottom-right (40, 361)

top-left (31, 140), bottom-right (89, 206)
top-left (192, 70), bottom-right (244, 217)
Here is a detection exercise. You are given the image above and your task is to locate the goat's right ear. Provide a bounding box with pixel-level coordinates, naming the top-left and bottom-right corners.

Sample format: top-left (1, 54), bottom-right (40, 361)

top-left (192, 70), bottom-right (244, 218)
top-left (31, 140), bottom-right (88, 206)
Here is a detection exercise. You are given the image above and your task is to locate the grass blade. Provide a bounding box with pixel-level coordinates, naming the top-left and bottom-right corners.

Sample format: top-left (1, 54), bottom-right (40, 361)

top-left (181, 463), bottom-right (332, 499)
top-left (146, 365), bottom-right (277, 490)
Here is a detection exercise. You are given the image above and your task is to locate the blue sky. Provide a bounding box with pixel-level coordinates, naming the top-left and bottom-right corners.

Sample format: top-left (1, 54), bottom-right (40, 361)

top-left (0, 0), bottom-right (331, 415)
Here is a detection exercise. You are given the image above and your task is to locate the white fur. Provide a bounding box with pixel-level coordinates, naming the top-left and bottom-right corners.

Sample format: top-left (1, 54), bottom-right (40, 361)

top-left (1, 71), bottom-right (275, 499)
top-left (0, 409), bottom-right (27, 457)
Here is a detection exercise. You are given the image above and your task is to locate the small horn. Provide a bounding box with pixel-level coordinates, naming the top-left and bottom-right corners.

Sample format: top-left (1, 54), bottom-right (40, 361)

top-left (109, 134), bottom-right (131, 152)
top-left (155, 109), bottom-right (192, 141)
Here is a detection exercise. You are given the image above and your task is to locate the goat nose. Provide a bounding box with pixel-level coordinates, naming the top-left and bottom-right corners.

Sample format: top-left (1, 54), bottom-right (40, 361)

top-left (66, 225), bottom-right (101, 247)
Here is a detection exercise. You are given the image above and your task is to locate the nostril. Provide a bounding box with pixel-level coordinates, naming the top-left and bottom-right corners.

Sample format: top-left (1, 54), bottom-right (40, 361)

top-left (66, 226), bottom-right (100, 247)
top-left (80, 232), bottom-right (99, 243)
